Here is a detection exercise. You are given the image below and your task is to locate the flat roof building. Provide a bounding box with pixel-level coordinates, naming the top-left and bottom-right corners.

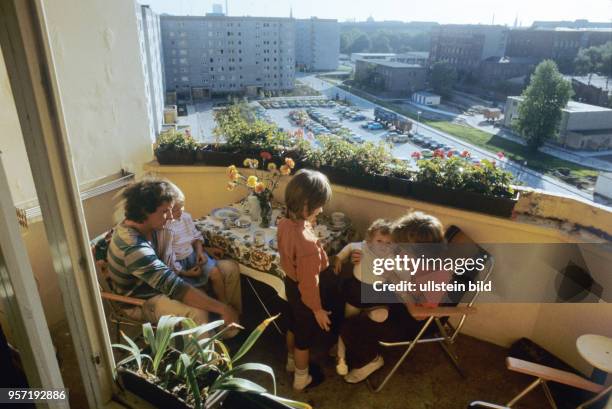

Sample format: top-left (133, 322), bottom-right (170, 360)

top-left (504, 96), bottom-right (612, 150)
top-left (354, 59), bottom-right (426, 96)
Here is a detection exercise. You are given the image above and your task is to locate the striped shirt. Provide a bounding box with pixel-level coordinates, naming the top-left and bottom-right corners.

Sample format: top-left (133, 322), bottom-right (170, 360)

top-left (167, 211), bottom-right (203, 261)
top-left (107, 222), bottom-right (188, 300)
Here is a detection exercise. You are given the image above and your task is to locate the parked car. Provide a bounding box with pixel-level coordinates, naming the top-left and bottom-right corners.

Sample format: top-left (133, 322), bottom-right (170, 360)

top-left (352, 114), bottom-right (366, 121)
top-left (392, 134), bottom-right (410, 143)
top-left (368, 122), bottom-right (384, 130)
top-left (421, 149), bottom-right (433, 158)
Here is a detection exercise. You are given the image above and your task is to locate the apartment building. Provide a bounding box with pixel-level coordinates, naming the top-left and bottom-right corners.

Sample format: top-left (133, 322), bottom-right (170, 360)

top-left (160, 15), bottom-right (295, 100)
top-left (429, 25), bottom-right (507, 75)
top-left (295, 18), bottom-right (339, 71)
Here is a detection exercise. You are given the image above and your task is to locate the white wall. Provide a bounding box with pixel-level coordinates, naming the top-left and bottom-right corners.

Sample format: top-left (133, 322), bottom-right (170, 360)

top-left (1, 0), bottom-right (155, 205)
top-left (42, 0), bottom-right (154, 186)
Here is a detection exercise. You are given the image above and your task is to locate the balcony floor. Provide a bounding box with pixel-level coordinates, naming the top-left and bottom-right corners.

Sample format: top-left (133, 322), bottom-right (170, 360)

top-left (51, 277), bottom-right (550, 409)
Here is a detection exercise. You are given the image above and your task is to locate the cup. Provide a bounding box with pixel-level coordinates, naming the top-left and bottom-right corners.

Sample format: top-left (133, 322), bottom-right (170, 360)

top-left (237, 216), bottom-right (251, 228)
top-left (254, 230), bottom-right (266, 247)
top-left (331, 212), bottom-right (345, 226)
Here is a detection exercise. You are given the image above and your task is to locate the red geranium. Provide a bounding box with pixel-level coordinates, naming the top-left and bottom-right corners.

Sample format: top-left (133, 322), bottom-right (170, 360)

top-left (447, 150), bottom-right (454, 158)
top-left (411, 151), bottom-right (421, 159)
top-left (496, 151), bottom-right (505, 160)
top-left (460, 150), bottom-right (471, 158)
top-left (433, 149), bottom-right (444, 158)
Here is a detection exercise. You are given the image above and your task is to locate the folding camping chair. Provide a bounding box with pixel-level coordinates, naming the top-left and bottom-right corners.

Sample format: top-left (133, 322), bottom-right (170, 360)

top-left (369, 225), bottom-right (494, 392)
top-left (468, 357), bottom-right (610, 408)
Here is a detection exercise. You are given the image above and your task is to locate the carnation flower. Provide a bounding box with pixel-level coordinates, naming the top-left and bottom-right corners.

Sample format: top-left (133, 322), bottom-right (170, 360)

top-left (246, 175), bottom-right (258, 188)
top-left (267, 163), bottom-right (277, 171)
top-left (279, 164), bottom-right (291, 176)
top-left (285, 157), bottom-right (295, 169)
top-left (254, 182), bottom-right (266, 193)
top-left (260, 151), bottom-right (272, 160)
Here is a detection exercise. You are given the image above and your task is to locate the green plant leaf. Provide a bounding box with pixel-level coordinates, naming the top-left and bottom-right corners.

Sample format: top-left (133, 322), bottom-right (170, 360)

top-left (216, 363), bottom-right (276, 395)
top-left (142, 323), bottom-right (155, 354)
top-left (180, 353), bottom-right (202, 409)
top-left (211, 377), bottom-right (267, 394)
top-left (232, 314), bottom-right (279, 363)
top-left (260, 393), bottom-right (313, 409)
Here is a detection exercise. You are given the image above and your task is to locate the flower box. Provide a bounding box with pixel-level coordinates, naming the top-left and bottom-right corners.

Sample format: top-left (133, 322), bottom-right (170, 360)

top-left (118, 366), bottom-right (294, 409)
top-left (156, 149), bottom-right (196, 165)
top-left (409, 182), bottom-right (519, 218)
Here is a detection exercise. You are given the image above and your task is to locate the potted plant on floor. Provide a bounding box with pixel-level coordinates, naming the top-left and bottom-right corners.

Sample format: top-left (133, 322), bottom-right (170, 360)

top-left (113, 315), bottom-right (310, 409)
top-left (155, 130), bottom-right (198, 165)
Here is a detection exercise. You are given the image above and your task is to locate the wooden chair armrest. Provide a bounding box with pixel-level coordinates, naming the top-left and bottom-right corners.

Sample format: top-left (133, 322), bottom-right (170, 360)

top-left (411, 305), bottom-right (477, 319)
top-left (505, 357), bottom-right (604, 394)
top-left (101, 292), bottom-right (145, 307)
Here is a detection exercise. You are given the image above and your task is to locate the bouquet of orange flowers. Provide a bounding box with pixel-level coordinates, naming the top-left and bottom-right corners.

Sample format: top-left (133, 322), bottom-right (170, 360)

top-left (226, 151), bottom-right (296, 227)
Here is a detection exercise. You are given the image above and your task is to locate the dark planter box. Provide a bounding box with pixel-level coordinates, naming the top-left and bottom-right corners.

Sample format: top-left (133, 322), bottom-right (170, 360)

top-left (118, 367), bottom-right (293, 409)
top-left (350, 173), bottom-right (390, 193)
top-left (409, 182), bottom-right (519, 218)
top-left (195, 149), bottom-right (238, 167)
top-left (387, 176), bottom-right (412, 197)
top-left (318, 165), bottom-right (353, 187)
top-left (156, 149), bottom-right (196, 165)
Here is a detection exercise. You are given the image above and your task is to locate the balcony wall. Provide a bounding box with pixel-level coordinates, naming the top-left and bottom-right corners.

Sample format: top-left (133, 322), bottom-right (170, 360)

top-left (145, 163), bottom-right (612, 375)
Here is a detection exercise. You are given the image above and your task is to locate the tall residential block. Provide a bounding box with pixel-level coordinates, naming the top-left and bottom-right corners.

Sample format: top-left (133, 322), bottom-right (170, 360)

top-left (295, 18), bottom-right (339, 71)
top-left (160, 15), bottom-right (295, 100)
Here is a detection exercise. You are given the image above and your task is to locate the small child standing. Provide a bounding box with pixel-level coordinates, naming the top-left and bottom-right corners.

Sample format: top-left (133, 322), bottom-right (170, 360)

top-left (333, 219), bottom-right (393, 375)
top-left (277, 169), bottom-right (337, 391)
top-left (168, 191), bottom-right (227, 304)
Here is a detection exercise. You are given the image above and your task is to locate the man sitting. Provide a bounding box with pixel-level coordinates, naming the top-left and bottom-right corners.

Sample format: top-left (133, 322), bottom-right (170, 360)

top-left (106, 178), bottom-right (239, 331)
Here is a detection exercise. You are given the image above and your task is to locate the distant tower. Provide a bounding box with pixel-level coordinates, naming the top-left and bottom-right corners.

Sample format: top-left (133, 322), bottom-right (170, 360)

top-left (492, 13), bottom-right (495, 25)
top-left (226, 0), bottom-right (229, 16)
top-left (290, 6), bottom-right (293, 19)
top-left (513, 14), bottom-right (518, 28)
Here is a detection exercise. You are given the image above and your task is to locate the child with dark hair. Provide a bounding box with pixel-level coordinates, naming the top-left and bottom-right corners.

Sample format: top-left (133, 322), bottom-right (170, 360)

top-left (277, 169), bottom-right (341, 391)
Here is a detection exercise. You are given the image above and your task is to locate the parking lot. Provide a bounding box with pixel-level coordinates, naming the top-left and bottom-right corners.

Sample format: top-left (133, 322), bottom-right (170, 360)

top-left (182, 97), bottom-right (490, 166)
top-left (259, 100), bottom-right (476, 163)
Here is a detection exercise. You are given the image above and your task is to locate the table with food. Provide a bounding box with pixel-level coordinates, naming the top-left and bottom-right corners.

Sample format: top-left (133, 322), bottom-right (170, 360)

top-left (194, 200), bottom-right (353, 300)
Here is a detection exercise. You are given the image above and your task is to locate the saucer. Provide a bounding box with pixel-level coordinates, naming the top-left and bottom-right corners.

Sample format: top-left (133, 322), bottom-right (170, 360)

top-left (211, 207), bottom-right (240, 221)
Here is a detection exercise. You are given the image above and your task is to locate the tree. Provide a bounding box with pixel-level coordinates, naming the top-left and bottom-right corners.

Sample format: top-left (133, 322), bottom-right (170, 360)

top-left (370, 33), bottom-right (391, 53)
top-left (429, 62), bottom-right (457, 98)
top-left (573, 41), bottom-right (612, 75)
top-left (516, 60), bottom-right (573, 151)
top-left (349, 34), bottom-right (371, 54)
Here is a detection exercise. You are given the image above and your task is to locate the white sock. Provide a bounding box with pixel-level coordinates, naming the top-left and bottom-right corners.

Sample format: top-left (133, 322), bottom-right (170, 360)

top-left (293, 367), bottom-right (312, 390)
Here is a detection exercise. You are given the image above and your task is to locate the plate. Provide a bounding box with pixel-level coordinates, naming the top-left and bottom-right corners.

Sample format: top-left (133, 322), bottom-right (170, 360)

top-left (211, 207), bottom-right (240, 221)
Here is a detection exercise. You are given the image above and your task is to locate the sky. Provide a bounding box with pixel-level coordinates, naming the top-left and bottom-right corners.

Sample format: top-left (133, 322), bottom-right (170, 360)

top-left (143, 0), bottom-right (612, 26)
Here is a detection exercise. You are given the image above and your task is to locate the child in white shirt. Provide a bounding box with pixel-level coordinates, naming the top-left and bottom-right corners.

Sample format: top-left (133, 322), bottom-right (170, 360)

top-left (168, 197), bottom-right (228, 304)
top-left (333, 219), bottom-right (393, 375)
